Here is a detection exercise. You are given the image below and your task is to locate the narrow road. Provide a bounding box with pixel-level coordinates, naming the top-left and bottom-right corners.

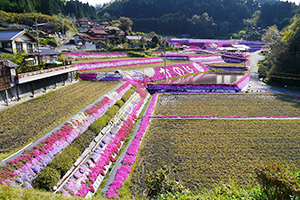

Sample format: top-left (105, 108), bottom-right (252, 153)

top-left (247, 51), bottom-right (300, 96)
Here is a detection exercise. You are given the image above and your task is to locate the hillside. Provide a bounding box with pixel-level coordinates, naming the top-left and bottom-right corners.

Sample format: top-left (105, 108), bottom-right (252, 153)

top-left (0, 0), bottom-right (97, 20)
top-left (99, 0), bottom-right (297, 38)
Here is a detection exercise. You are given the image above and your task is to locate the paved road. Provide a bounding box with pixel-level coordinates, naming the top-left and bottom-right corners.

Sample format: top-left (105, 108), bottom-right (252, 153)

top-left (247, 51), bottom-right (300, 96)
top-left (56, 34), bottom-right (76, 52)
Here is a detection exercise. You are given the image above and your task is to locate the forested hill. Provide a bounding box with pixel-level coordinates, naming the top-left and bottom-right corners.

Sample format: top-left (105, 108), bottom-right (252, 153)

top-left (0, 0), bottom-right (97, 20)
top-left (99, 0), bottom-right (297, 38)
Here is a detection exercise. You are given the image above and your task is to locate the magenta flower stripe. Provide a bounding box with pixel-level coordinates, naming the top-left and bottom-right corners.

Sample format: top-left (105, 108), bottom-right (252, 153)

top-left (106, 94), bottom-right (158, 198)
top-left (0, 82), bottom-right (132, 188)
top-left (76, 58), bottom-right (163, 71)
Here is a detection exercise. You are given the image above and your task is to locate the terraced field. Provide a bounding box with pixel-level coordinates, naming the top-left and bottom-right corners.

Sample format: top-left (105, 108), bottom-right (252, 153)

top-left (154, 93), bottom-right (300, 117)
top-left (0, 81), bottom-right (119, 160)
top-left (81, 60), bottom-right (191, 73)
top-left (131, 119), bottom-right (300, 194)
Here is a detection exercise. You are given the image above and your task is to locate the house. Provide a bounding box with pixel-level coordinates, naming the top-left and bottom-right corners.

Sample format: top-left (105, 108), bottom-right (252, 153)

top-left (75, 19), bottom-right (89, 27)
top-left (74, 28), bottom-right (108, 45)
top-left (35, 23), bottom-right (56, 34)
top-left (87, 28), bottom-right (108, 39)
top-left (0, 58), bottom-right (18, 92)
top-left (125, 36), bottom-right (142, 43)
top-left (0, 29), bottom-right (39, 63)
top-left (39, 47), bottom-right (60, 63)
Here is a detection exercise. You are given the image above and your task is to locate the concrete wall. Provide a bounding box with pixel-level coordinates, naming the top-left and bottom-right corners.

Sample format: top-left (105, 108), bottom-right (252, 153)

top-left (0, 71), bottom-right (77, 105)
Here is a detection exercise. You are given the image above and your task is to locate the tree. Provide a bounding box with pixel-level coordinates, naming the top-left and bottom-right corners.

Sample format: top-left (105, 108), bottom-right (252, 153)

top-left (0, 52), bottom-right (26, 67)
top-left (261, 25), bottom-right (281, 45)
top-left (151, 35), bottom-right (160, 47)
top-left (119, 16), bottom-right (133, 31)
top-left (145, 165), bottom-right (190, 199)
top-left (139, 36), bottom-right (147, 48)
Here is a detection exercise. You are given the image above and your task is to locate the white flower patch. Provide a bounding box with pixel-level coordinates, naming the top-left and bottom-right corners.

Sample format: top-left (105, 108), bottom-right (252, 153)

top-left (193, 62), bottom-right (205, 72)
top-left (104, 91), bottom-right (119, 100)
top-left (140, 68), bottom-right (156, 77)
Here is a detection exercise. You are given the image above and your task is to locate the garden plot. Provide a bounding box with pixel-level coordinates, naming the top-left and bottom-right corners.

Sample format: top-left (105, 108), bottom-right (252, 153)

top-left (154, 93), bottom-right (300, 117)
top-left (131, 119), bottom-right (300, 194)
top-left (0, 81), bottom-right (119, 159)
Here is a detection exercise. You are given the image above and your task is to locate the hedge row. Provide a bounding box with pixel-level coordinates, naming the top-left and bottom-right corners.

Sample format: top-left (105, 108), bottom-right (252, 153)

top-left (34, 130), bottom-right (96, 190)
top-left (88, 89), bottom-right (134, 135)
top-left (34, 87), bottom-right (136, 191)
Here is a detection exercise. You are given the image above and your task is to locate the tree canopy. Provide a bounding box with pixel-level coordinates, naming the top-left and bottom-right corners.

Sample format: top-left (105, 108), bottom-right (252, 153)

top-left (0, 0), bottom-right (97, 20)
top-left (259, 15), bottom-right (300, 86)
top-left (98, 0), bottom-right (298, 38)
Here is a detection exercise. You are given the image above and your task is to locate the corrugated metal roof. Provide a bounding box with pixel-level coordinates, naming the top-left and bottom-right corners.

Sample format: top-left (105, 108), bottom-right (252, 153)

top-left (0, 29), bottom-right (24, 41)
top-left (39, 47), bottom-right (60, 56)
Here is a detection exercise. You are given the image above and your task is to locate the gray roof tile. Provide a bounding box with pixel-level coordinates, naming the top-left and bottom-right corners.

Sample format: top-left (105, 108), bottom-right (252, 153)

top-left (0, 29), bottom-right (24, 41)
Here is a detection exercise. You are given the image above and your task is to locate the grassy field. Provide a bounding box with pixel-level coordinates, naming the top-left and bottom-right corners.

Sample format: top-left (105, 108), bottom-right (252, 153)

top-left (0, 81), bottom-right (119, 161)
top-left (79, 60), bottom-right (191, 73)
top-left (130, 119), bottom-right (300, 195)
top-left (154, 93), bottom-right (300, 117)
top-left (209, 62), bottom-right (245, 67)
top-left (75, 56), bottom-right (132, 64)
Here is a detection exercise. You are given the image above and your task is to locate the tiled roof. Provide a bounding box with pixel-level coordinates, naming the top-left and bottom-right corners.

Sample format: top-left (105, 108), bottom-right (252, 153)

top-left (89, 29), bottom-right (108, 35)
top-left (39, 47), bottom-right (60, 56)
top-left (106, 26), bottom-right (120, 31)
top-left (0, 29), bottom-right (24, 41)
top-left (78, 19), bottom-right (89, 22)
top-left (0, 29), bottom-right (38, 42)
top-left (126, 36), bottom-right (142, 40)
top-left (89, 37), bottom-right (105, 40)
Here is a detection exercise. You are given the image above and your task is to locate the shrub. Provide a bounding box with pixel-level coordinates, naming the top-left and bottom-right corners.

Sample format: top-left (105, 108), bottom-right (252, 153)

top-left (121, 89), bottom-right (134, 102)
top-left (106, 105), bottom-right (119, 118)
top-left (145, 165), bottom-right (190, 199)
top-left (48, 149), bottom-right (77, 177)
top-left (88, 114), bottom-right (112, 134)
top-left (35, 130), bottom-right (96, 190)
top-left (128, 51), bottom-right (147, 57)
top-left (115, 100), bottom-right (125, 108)
top-left (254, 162), bottom-right (300, 199)
top-left (34, 167), bottom-right (60, 191)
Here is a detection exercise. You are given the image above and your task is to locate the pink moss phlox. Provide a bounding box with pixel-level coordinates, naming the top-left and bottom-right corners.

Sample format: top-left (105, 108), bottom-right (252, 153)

top-left (76, 58), bottom-right (163, 71)
top-left (1, 82), bottom-right (132, 186)
top-left (63, 52), bottom-right (127, 60)
top-left (122, 155), bottom-right (135, 165)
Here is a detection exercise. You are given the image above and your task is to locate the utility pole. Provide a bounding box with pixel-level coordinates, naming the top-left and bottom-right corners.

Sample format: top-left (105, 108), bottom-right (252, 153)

top-left (35, 19), bottom-right (41, 65)
top-left (164, 39), bottom-right (167, 80)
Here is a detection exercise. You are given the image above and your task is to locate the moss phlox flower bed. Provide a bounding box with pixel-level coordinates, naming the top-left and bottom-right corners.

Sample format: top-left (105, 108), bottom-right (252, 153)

top-left (0, 82), bottom-right (132, 188)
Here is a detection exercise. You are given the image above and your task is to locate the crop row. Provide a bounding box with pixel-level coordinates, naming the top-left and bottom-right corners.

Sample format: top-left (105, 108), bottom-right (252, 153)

top-left (59, 85), bottom-right (150, 198)
top-left (34, 88), bottom-right (136, 191)
top-left (130, 119), bottom-right (300, 195)
top-left (0, 81), bottom-right (132, 188)
top-left (0, 81), bottom-right (120, 156)
top-left (154, 93), bottom-right (300, 117)
top-left (105, 93), bottom-right (158, 198)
